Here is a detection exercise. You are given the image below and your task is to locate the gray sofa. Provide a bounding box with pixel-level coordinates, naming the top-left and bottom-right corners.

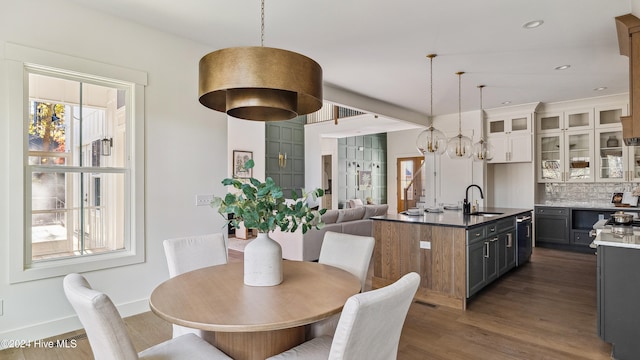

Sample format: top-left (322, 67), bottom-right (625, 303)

top-left (269, 204), bottom-right (388, 261)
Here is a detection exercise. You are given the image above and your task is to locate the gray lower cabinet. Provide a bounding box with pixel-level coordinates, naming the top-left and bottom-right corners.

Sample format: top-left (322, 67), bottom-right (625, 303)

top-left (536, 206), bottom-right (617, 252)
top-left (467, 239), bottom-right (486, 296)
top-left (498, 230), bottom-right (516, 276)
top-left (598, 245), bottom-right (640, 360)
top-left (535, 206), bottom-right (569, 244)
top-left (485, 235), bottom-right (499, 284)
top-left (467, 217), bottom-right (516, 298)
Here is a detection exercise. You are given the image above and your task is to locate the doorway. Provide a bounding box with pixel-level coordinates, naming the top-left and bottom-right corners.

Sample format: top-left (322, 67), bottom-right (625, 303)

top-left (322, 155), bottom-right (332, 209)
top-left (397, 157), bottom-right (424, 213)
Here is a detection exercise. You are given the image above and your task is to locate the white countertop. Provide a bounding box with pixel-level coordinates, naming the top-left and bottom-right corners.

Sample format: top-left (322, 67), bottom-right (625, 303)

top-left (594, 225), bottom-right (640, 250)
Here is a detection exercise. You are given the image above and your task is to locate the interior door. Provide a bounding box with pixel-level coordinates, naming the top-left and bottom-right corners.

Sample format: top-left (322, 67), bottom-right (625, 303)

top-left (397, 157), bottom-right (424, 213)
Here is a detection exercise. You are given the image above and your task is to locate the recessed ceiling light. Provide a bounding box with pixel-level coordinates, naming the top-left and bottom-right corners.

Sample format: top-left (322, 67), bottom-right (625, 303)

top-left (502, 101), bottom-right (511, 105)
top-left (522, 20), bottom-right (544, 29)
top-left (554, 65), bottom-right (571, 70)
top-left (594, 87), bottom-right (607, 91)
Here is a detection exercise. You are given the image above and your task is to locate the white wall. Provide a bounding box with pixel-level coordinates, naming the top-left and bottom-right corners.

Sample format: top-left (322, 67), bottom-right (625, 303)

top-left (486, 163), bottom-right (534, 208)
top-left (0, 0), bottom-right (230, 341)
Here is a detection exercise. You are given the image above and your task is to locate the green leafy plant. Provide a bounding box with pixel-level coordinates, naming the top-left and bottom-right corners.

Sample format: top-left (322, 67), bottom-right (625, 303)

top-left (211, 159), bottom-right (326, 234)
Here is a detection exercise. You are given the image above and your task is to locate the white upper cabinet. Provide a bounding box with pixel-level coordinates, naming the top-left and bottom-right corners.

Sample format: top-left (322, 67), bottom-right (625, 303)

top-left (486, 113), bottom-right (532, 163)
top-left (536, 97), bottom-right (630, 183)
top-left (593, 103), bottom-right (634, 182)
top-left (536, 108), bottom-right (593, 134)
top-left (595, 103), bottom-right (628, 129)
top-left (537, 130), bottom-right (594, 183)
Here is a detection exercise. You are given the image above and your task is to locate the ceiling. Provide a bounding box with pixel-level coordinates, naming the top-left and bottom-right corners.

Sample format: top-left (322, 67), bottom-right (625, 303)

top-left (68, 0), bottom-right (633, 129)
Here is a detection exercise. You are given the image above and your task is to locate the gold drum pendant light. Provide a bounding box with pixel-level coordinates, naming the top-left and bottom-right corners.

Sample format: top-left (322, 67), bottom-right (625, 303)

top-left (446, 72), bottom-right (473, 159)
top-left (416, 54), bottom-right (446, 155)
top-left (198, 1), bottom-right (323, 121)
top-left (472, 85), bottom-right (494, 161)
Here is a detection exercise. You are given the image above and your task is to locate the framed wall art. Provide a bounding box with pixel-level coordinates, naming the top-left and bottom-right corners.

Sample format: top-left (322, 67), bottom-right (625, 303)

top-left (233, 150), bottom-right (253, 178)
top-left (358, 170), bottom-right (372, 191)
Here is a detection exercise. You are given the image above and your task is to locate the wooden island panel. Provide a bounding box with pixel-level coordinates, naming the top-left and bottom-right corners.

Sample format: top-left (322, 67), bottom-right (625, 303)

top-left (373, 220), bottom-right (467, 309)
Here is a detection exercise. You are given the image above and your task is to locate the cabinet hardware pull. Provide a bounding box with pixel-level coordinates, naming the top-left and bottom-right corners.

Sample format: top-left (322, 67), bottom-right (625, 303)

top-left (527, 224), bottom-right (530, 237)
top-left (490, 237), bottom-right (498, 242)
top-left (507, 233), bottom-right (512, 248)
top-left (484, 242), bottom-right (489, 258)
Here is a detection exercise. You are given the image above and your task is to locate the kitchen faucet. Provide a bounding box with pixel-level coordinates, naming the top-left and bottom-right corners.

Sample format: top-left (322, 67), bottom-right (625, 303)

top-left (464, 184), bottom-right (484, 214)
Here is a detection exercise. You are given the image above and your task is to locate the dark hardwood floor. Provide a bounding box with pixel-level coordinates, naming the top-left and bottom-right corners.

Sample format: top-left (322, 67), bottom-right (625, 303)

top-left (2, 247), bottom-right (612, 359)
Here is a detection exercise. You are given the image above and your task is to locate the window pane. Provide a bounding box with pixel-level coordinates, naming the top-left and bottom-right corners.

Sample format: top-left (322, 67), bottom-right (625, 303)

top-left (31, 171), bottom-right (126, 261)
top-left (28, 101), bottom-right (68, 154)
top-left (28, 73), bottom-right (127, 169)
top-left (400, 160), bottom-right (414, 201)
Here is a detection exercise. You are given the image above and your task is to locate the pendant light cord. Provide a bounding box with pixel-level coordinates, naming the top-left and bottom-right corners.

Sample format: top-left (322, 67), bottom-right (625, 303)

top-left (429, 56), bottom-right (433, 126)
top-left (478, 85), bottom-right (484, 140)
top-left (261, 0), bottom-right (265, 47)
top-left (426, 54), bottom-right (436, 127)
top-left (457, 72), bottom-right (463, 135)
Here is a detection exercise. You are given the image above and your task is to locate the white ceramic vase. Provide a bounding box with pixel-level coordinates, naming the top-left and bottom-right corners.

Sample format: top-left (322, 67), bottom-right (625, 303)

top-left (243, 232), bottom-right (283, 286)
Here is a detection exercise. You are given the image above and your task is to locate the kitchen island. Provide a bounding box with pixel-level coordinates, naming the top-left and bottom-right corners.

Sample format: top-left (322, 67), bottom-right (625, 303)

top-left (593, 227), bottom-right (640, 360)
top-left (372, 207), bottom-right (531, 310)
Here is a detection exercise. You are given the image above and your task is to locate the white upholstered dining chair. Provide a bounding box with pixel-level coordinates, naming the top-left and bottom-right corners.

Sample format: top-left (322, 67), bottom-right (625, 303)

top-left (267, 272), bottom-right (420, 360)
top-left (308, 231), bottom-right (375, 338)
top-left (163, 233), bottom-right (228, 338)
top-left (63, 273), bottom-right (232, 360)
top-left (319, 231), bottom-right (374, 292)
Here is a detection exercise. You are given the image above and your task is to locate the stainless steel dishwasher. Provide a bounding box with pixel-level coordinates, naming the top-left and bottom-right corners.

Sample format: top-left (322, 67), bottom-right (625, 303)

top-left (516, 212), bottom-right (532, 266)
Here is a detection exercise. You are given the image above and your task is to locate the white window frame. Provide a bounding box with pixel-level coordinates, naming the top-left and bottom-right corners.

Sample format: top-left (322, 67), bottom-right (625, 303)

top-left (6, 43), bottom-right (147, 283)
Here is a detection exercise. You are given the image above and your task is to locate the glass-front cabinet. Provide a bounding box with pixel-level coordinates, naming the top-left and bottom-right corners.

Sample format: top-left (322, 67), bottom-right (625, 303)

top-left (536, 101), bottom-right (630, 183)
top-left (596, 104), bottom-right (627, 129)
top-left (596, 129), bottom-right (640, 182)
top-left (537, 130), bottom-right (594, 183)
top-left (537, 109), bottom-right (593, 134)
top-left (596, 130), bottom-right (624, 181)
top-left (592, 103), bottom-right (633, 182)
top-left (538, 134), bottom-right (563, 182)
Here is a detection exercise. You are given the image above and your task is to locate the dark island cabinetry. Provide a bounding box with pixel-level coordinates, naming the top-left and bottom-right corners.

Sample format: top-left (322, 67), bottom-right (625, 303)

top-left (466, 218), bottom-right (516, 298)
top-left (597, 245), bottom-right (640, 360)
top-left (372, 207), bottom-right (530, 310)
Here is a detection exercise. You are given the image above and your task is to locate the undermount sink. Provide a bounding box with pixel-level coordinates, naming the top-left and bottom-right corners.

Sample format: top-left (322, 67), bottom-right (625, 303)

top-left (469, 211), bottom-right (504, 217)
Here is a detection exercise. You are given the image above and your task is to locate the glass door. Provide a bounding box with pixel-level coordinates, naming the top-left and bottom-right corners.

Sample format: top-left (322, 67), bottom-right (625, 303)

top-left (596, 130), bottom-right (624, 182)
top-left (566, 131), bottom-right (593, 182)
top-left (538, 134), bottom-right (563, 182)
top-left (397, 157), bottom-right (423, 213)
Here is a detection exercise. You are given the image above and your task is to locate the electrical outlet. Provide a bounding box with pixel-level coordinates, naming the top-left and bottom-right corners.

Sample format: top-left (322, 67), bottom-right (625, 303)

top-left (195, 194), bottom-right (214, 207)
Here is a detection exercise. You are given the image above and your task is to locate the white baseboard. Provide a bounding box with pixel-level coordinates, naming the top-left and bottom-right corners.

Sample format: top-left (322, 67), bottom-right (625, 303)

top-left (0, 298), bottom-right (149, 350)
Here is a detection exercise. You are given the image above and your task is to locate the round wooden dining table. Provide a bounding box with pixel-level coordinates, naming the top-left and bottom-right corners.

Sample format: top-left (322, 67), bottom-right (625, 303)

top-left (149, 260), bottom-right (361, 360)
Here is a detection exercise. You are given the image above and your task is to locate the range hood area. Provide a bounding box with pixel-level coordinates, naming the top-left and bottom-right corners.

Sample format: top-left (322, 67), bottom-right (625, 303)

top-left (616, 14), bottom-right (640, 146)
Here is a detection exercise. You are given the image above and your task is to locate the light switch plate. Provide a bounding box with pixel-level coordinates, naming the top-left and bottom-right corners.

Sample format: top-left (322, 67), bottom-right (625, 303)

top-left (195, 194), bottom-right (214, 207)
top-left (0, 299), bottom-right (3, 316)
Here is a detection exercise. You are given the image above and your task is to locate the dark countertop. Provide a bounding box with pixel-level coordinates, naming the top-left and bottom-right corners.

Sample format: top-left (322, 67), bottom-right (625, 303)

top-left (372, 207), bottom-right (532, 229)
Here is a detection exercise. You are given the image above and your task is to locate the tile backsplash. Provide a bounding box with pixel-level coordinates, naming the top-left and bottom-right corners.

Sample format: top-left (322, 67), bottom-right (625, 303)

top-left (539, 182), bottom-right (640, 206)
